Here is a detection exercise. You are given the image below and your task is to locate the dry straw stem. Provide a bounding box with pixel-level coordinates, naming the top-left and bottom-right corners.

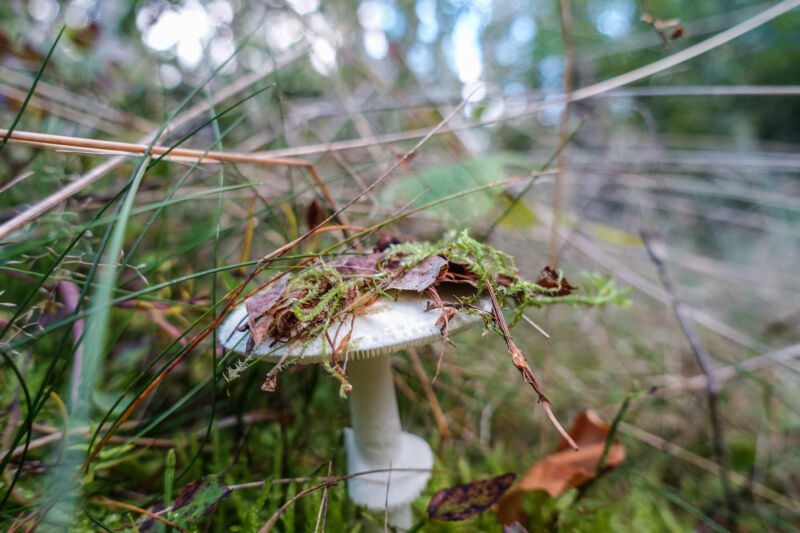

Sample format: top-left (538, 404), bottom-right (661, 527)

top-left (0, 46), bottom-right (306, 240)
top-left (663, 341), bottom-right (800, 391)
top-left (564, 229), bottom-right (764, 352)
top-left (0, 409), bottom-right (286, 462)
top-left (407, 347), bottom-right (452, 440)
top-left (550, 0), bottom-right (574, 268)
top-left (0, 64), bottom-right (155, 132)
top-left (0, 127), bottom-right (354, 240)
top-left (0, 128), bottom-right (316, 167)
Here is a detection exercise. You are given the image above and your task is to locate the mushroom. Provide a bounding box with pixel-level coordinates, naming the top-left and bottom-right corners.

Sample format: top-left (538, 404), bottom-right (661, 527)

top-left (218, 286), bottom-right (489, 530)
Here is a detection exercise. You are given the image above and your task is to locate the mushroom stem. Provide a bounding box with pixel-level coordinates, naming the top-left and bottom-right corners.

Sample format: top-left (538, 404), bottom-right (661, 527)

top-left (348, 356), bottom-right (403, 462)
top-left (345, 356), bottom-right (433, 530)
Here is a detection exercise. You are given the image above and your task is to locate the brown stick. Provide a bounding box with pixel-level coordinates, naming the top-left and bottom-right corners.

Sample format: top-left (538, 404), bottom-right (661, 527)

top-left (483, 281), bottom-right (578, 450)
top-left (0, 128), bottom-right (314, 167)
top-left (407, 347), bottom-right (452, 440)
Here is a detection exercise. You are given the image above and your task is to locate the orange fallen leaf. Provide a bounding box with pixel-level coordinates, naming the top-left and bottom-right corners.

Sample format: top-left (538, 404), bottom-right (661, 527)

top-left (494, 409), bottom-right (625, 524)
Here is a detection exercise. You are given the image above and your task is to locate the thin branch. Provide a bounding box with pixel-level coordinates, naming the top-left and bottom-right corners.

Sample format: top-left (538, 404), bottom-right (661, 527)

top-left (640, 232), bottom-right (736, 517)
top-left (550, 0), bottom-right (574, 268)
top-left (618, 422), bottom-right (797, 511)
top-left (408, 347), bottom-right (451, 440)
top-left (257, 467), bottom-right (432, 533)
top-left (0, 128), bottom-right (316, 167)
top-left (483, 280), bottom-right (578, 450)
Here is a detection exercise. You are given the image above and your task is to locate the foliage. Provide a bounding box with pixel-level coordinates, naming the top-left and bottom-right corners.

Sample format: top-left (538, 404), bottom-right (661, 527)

top-left (0, 0), bottom-right (798, 531)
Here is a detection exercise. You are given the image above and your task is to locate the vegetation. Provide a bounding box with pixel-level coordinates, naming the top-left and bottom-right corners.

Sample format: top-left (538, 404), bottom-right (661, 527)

top-left (1, 0), bottom-right (799, 531)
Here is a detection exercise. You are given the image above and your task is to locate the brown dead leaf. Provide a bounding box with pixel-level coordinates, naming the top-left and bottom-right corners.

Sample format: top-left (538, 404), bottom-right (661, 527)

top-left (261, 373), bottom-right (277, 392)
top-left (534, 266), bottom-right (577, 296)
top-left (331, 253), bottom-right (383, 277)
top-left (374, 234), bottom-right (402, 252)
top-left (428, 473), bottom-right (516, 522)
top-left (440, 261), bottom-right (479, 286)
top-left (387, 255), bottom-right (448, 292)
top-left (494, 410), bottom-right (625, 524)
top-left (305, 199), bottom-right (325, 230)
top-left (245, 277), bottom-right (288, 344)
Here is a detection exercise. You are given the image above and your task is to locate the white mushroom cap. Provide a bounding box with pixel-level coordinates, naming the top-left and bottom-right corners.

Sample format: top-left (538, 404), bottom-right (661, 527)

top-left (218, 287), bottom-right (490, 363)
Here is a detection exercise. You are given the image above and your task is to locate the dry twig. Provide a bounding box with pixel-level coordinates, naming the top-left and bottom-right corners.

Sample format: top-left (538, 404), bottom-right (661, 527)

top-left (407, 347), bottom-right (452, 440)
top-left (640, 232), bottom-right (736, 517)
top-left (483, 281), bottom-right (578, 450)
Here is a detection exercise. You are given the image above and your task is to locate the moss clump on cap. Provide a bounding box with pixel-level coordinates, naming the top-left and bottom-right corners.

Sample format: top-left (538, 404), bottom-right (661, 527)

top-left (223, 230), bottom-right (629, 388)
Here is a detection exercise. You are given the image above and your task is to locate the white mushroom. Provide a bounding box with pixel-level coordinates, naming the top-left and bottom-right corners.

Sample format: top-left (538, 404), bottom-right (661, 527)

top-left (218, 287), bottom-right (489, 530)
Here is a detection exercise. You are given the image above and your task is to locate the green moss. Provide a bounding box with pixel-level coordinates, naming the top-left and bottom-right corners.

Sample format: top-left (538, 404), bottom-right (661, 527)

top-left (387, 230), bottom-right (630, 328)
top-left (242, 230), bottom-right (629, 392)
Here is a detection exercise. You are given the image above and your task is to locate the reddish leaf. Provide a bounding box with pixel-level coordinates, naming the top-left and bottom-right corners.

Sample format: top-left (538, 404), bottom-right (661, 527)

top-left (245, 277), bottom-right (288, 344)
top-left (305, 199), bottom-right (325, 230)
top-left (428, 473), bottom-right (516, 522)
top-left (534, 266), bottom-right (577, 296)
top-left (374, 234), bottom-right (401, 252)
top-left (261, 373), bottom-right (277, 392)
top-left (387, 255), bottom-right (448, 292)
top-left (331, 253), bottom-right (383, 277)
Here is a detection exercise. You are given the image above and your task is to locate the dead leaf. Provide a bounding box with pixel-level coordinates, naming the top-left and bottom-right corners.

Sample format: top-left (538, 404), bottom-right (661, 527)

top-left (440, 261), bottom-right (479, 286)
top-left (261, 373), bottom-right (277, 392)
top-left (494, 410), bottom-right (625, 524)
top-left (374, 234), bottom-right (401, 252)
top-left (305, 199), bottom-right (325, 230)
top-left (428, 473), bottom-right (516, 522)
top-left (534, 266), bottom-right (577, 296)
top-left (331, 253), bottom-right (383, 277)
top-left (387, 255), bottom-right (448, 292)
top-left (245, 277), bottom-right (288, 344)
